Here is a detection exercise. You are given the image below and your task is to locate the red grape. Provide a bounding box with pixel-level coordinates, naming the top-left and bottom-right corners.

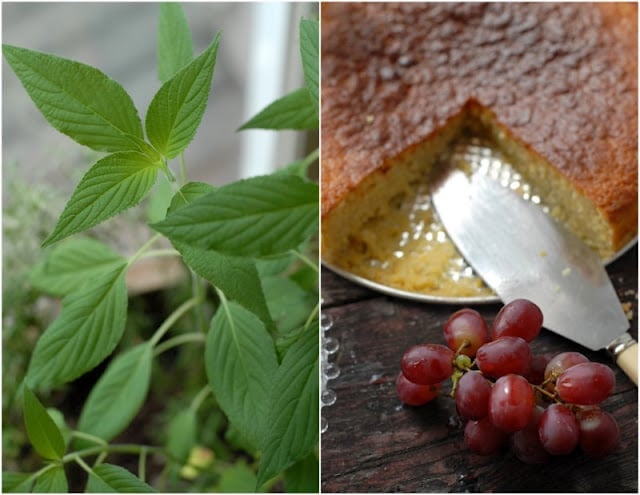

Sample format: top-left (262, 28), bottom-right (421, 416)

top-left (476, 336), bottom-right (531, 378)
top-left (491, 299), bottom-right (543, 342)
top-left (443, 308), bottom-right (488, 357)
top-left (511, 406), bottom-right (550, 464)
top-left (401, 344), bottom-right (454, 385)
top-left (544, 352), bottom-right (589, 381)
top-left (556, 362), bottom-right (615, 405)
top-left (395, 372), bottom-right (441, 406)
top-left (455, 371), bottom-right (492, 420)
top-left (489, 374), bottom-right (534, 432)
top-left (464, 417), bottom-right (508, 455)
top-left (524, 354), bottom-right (551, 386)
top-left (538, 404), bottom-right (580, 455)
top-left (576, 408), bottom-right (620, 457)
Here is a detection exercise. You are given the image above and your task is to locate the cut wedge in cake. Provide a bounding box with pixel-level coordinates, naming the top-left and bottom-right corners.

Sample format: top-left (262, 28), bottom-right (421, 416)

top-left (321, 2), bottom-right (638, 299)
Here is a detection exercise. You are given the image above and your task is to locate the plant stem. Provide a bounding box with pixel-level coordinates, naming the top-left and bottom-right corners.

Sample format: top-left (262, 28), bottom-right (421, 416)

top-left (304, 302), bottom-right (320, 331)
top-left (189, 385), bottom-right (212, 414)
top-left (191, 272), bottom-right (207, 333)
top-left (292, 249), bottom-right (318, 273)
top-left (149, 297), bottom-right (202, 348)
top-left (179, 152), bottom-right (187, 185)
top-left (127, 233), bottom-right (163, 267)
top-left (153, 332), bottom-right (205, 356)
top-left (138, 447), bottom-right (148, 481)
top-left (138, 248), bottom-right (181, 260)
top-left (71, 430), bottom-right (108, 446)
top-left (301, 147), bottom-right (319, 170)
top-left (74, 456), bottom-right (94, 475)
top-left (62, 444), bottom-right (165, 464)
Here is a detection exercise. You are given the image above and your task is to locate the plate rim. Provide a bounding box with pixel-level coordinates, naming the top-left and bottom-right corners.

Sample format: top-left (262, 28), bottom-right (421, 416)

top-left (321, 236), bottom-right (637, 305)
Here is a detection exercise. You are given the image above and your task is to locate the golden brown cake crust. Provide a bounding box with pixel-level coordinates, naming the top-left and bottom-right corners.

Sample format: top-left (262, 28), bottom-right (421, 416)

top-left (321, 2), bottom-right (637, 249)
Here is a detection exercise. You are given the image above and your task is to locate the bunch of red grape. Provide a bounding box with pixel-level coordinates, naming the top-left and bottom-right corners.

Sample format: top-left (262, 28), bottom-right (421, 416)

top-left (395, 299), bottom-right (620, 463)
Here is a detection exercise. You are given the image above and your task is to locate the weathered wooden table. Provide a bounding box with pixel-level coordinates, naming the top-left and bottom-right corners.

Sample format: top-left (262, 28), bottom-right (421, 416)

top-left (321, 246), bottom-right (638, 493)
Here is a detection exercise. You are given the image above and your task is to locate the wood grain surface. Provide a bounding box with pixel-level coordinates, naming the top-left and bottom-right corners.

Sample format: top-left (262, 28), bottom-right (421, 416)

top-left (321, 246), bottom-right (638, 493)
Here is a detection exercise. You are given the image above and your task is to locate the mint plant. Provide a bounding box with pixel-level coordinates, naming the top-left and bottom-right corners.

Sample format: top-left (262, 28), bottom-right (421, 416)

top-left (3, 4), bottom-right (319, 492)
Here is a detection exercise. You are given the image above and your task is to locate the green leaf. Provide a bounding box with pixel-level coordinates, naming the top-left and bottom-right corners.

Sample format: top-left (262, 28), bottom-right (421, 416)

top-left (146, 32), bottom-right (221, 158)
top-left (43, 151), bottom-right (159, 246)
top-left (153, 174), bottom-right (318, 258)
top-left (30, 238), bottom-right (125, 296)
top-left (22, 387), bottom-right (66, 460)
top-left (166, 182), bottom-right (274, 329)
top-left (3, 472), bottom-right (34, 493)
top-left (177, 244), bottom-right (275, 332)
top-left (146, 173), bottom-right (175, 223)
top-left (167, 181), bottom-right (215, 212)
top-left (256, 327), bottom-right (319, 487)
top-left (157, 3), bottom-right (194, 82)
top-left (238, 88), bottom-right (317, 130)
top-left (77, 344), bottom-right (152, 443)
top-left (262, 275), bottom-right (316, 340)
top-left (45, 408), bottom-right (72, 449)
top-left (299, 19), bottom-right (319, 118)
top-left (216, 461), bottom-right (257, 493)
top-left (284, 453), bottom-right (319, 493)
top-left (33, 465), bottom-right (68, 493)
top-left (86, 464), bottom-right (155, 493)
top-left (205, 300), bottom-right (278, 448)
top-left (167, 409), bottom-right (197, 465)
top-left (2, 44), bottom-right (145, 153)
top-left (25, 265), bottom-right (128, 389)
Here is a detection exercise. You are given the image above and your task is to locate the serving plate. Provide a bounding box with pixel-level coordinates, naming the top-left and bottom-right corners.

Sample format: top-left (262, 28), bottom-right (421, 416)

top-left (322, 138), bottom-right (637, 305)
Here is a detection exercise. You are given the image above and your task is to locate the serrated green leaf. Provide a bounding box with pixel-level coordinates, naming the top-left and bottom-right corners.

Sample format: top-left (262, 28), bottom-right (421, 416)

top-left (256, 327), bottom-right (318, 487)
top-left (238, 88), bottom-right (317, 131)
top-left (77, 344), bottom-right (152, 443)
top-left (205, 299), bottom-right (278, 448)
top-left (86, 464), bottom-right (155, 493)
top-left (3, 472), bottom-right (34, 493)
top-left (167, 181), bottom-right (215, 213)
top-left (299, 19), bottom-right (319, 118)
top-left (43, 151), bottom-right (159, 246)
top-left (33, 465), bottom-right (68, 493)
top-left (25, 265), bottom-right (128, 389)
top-left (167, 409), bottom-right (196, 464)
top-left (30, 238), bottom-right (125, 296)
top-left (22, 387), bottom-right (65, 460)
top-left (157, 3), bottom-right (194, 82)
top-left (177, 244), bottom-right (275, 331)
top-left (146, 32), bottom-right (221, 158)
top-left (284, 452), bottom-right (319, 493)
top-left (2, 44), bottom-right (145, 153)
top-left (153, 174), bottom-right (318, 258)
top-left (166, 182), bottom-right (274, 330)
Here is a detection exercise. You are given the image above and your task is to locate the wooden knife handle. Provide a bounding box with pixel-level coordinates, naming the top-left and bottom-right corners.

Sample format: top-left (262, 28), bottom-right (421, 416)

top-left (615, 341), bottom-right (638, 386)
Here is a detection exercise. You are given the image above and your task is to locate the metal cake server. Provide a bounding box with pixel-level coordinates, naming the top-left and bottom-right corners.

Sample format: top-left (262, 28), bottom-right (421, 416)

top-left (431, 167), bottom-right (637, 385)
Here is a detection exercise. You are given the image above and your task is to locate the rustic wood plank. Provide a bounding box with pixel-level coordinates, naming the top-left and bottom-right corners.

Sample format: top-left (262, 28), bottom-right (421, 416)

top-left (321, 246), bottom-right (638, 492)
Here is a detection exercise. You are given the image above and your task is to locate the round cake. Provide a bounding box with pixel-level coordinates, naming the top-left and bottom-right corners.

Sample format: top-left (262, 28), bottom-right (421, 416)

top-left (321, 2), bottom-right (637, 297)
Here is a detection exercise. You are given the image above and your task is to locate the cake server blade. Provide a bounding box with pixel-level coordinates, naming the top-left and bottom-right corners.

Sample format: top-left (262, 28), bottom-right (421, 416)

top-left (431, 168), bottom-right (637, 384)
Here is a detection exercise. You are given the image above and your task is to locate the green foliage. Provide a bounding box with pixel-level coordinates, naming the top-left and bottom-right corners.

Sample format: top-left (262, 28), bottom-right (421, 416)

top-left (86, 464), bottom-right (155, 493)
top-left (205, 299), bottom-right (279, 449)
top-left (153, 174), bottom-right (318, 257)
top-left (4, 3), bottom-right (318, 492)
top-left (77, 344), bottom-right (153, 443)
top-left (146, 33), bottom-right (221, 158)
top-left (22, 387), bottom-right (66, 461)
